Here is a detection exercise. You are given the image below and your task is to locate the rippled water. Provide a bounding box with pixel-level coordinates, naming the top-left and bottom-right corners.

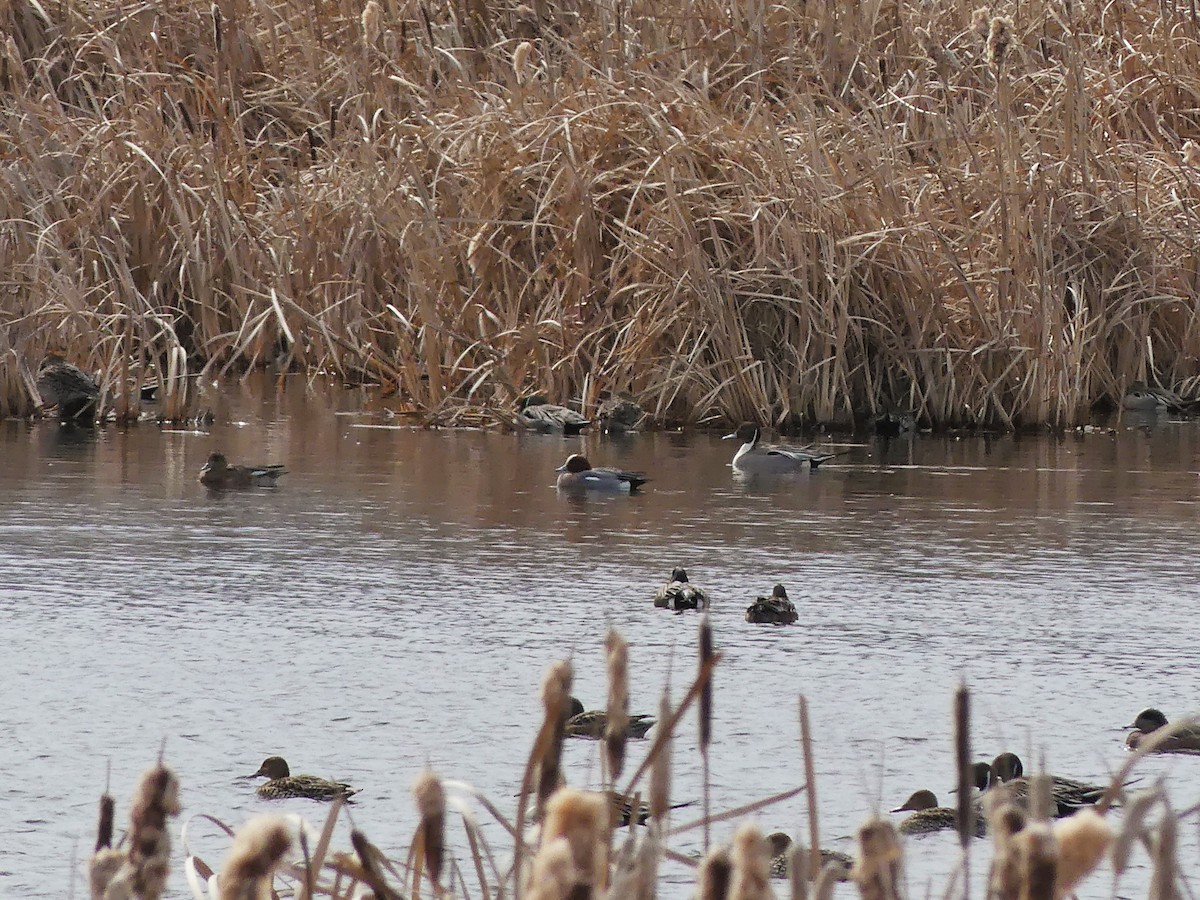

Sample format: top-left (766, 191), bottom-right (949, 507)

top-left (2, 380), bottom-right (1198, 898)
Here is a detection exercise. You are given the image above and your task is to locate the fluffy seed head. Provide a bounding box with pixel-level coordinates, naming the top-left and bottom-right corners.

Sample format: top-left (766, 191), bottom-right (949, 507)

top-left (988, 17), bottom-right (1013, 67)
top-left (412, 769), bottom-right (447, 886)
top-left (541, 788), bottom-right (608, 891)
top-left (728, 823), bottom-right (772, 900)
top-left (362, 0), bottom-right (382, 45)
top-left (127, 765), bottom-right (181, 900)
top-left (604, 628), bottom-right (630, 778)
top-left (218, 815), bottom-right (292, 900)
top-left (1053, 809), bottom-right (1112, 897)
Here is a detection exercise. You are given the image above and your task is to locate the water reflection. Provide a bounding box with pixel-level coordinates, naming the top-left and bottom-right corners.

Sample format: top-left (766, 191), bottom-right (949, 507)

top-left (0, 383), bottom-right (1198, 898)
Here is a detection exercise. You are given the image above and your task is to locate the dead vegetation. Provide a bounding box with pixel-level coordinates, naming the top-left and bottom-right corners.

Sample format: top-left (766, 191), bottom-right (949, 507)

top-left (4, 0), bottom-right (1200, 427)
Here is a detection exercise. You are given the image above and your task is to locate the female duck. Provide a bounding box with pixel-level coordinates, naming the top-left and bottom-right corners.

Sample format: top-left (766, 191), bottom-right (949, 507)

top-left (249, 756), bottom-right (358, 801)
top-left (200, 452), bottom-right (288, 488)
top-left (555, 454), bottom-right (648, 492)
top-left (723, 423), bottom-right (837, 474)
top-left (37, 353), bottom-right (100, 423)
top-left (745, 584), bottom-right (798, 625)
top-left (890, 789), bottom-right (986, 837)
top-left (563, 697), bottom-right (655, 739)
top-left (765, 832), bottom-right (851, 881)
top-left (1125, 708), bottom-right (1200, 753)
top-left (519, 396), bottom-right (590, 434)
top-left (653, 568), bottom-right (707, 611)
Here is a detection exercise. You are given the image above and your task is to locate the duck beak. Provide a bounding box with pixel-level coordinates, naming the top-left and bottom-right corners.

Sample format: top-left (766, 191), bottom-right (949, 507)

top-left (555, 463), bottom-right (568, 472)
top-left (200, 463), bottom-right (212, 475)
top-left (721, 432), bottom-right (737, 440)
top-left (888, 805), bottom-right (907, 813)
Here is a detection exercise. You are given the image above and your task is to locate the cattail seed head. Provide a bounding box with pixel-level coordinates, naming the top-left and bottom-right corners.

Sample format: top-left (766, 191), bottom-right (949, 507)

top-left (127, 764), bottom-right (181, 900)
top-left (851, 818), bottom-right (902, 900)
top-left (988, 17), bottom-right (1013, 68)
top-left (1183, 141), bottom-right (1200, 166)
top-left (541, 788), bottom-right (608, 891)
top-left (699, 615), bottom-right (714, 752)
top-left (1053, 809), bottom-right (1112, 897)
top-left (728, 823), bottom-right (772, 900)
top-left (604, 628), bottom-right (630, 779)
top-left (1014, 823), bottom-right (1058, 900)
top-left (362, 0), bottom-right (383, 46)
top-left (89, 848), bottom-right (128, 900)
top-left (537, 660), bottom-right (573, 816)
top-left (697, 846), bottom-right (734, 900)
top-left (218, 815), bottom-right (292, 900)
top-left (412, 769), bottom-right (447, 886)
top-left (513, 40), bottom-right (535, 84)
top-left (527, 836), bottom-right (576, 900)
top-left (972, 7), bottom-right (990, 37)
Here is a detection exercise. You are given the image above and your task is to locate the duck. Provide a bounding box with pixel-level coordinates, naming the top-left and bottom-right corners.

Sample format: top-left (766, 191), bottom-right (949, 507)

top-left (1125, 708), bottom-right (1200, 753)
top-left (653, 568), bottom-right (707, 611)
top-left (199, 452), bottom-right (288, 488)
top-left (872, 409), bottom-right (916, 436)
top-left (723, 423), bottom-right (838, 474)
top-left (563, 697), bottom-right (655, 739)
top-left (555, 454), bottom-right (648, 492)
top-left (988, 752), bottom-right (1106, 817)
top-left (890, 789), bottom-right (986, 837)
top-left (745, 584), bottom-right (798, 625)
top-left (596, 394), bottom-right (645, 433)
top-left (36, 353), bottom-right (100, 423)
top-left (765, 832), bottom-right (852, 881)
top-left (1121, 382), bottom-right (1194, 412)
top-left (606, 790), bottom-right (695, 826)
top-left (249, 756), bottom-right (358, 801)
top-left (519, 396), bottom-right (590, 434)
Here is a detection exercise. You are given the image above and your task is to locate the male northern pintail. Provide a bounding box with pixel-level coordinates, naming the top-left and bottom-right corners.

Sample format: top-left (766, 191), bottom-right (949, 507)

top-left (555, 454), bottom-right (648, 492)
top-left (37, 353), bottom-right (100, 423)
top-left (653, 568), bottom-right (707, 611)
top-left (249, 756), bottom-right (359, 801)
top-left (607, 790), bottom-right (694, 826)
top-left (745, 584), bottom-right (798, 625)
top-left (765, 832), bottom-right (852, 881)
top-left (199, 452), bottom-right (288, 488)
top-left (988, 752), bottom-right (1106, 817)
top-left (723, 423), bottom-right (838, 474)
top-left (563, 697), bottom-right (655, 739)
top-left (519, 396), bottom-right (590, 434)
top-left (890, 789), bottom-right (986, 836)
top-left (1125, 708), bottom-right (1200, 753)
top-left (1121, 382), bottom-right (1195, 412)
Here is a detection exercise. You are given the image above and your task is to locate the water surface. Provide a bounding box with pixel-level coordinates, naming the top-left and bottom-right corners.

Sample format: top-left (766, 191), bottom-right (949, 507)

top-left (2, 382), bottom-right (1198, 897)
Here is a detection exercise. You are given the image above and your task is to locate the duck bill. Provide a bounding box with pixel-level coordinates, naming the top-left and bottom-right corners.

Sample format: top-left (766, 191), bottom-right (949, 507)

top-left (555, 463), bottom-right (568, 472)
top-left (200, 463), bottom-right (213, 476)
top-left (888, 805), bottom-right (908, 813)
top-left (721, 432), bottom-right (737, 440)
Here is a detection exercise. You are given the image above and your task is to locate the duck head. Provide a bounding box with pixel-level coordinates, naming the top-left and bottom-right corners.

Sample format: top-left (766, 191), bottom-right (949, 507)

top-left (250, 756), bottom-right (290, 779)
top-left (765, 832), bottom-right (793, 856)
top-left (1128, 708), bottom-right (1168, 731)
top-left (891, 789), bottom-right (939, 813)
top-left (991, 752), bottom-right (1023, 782)
top-left (722, 423), bottom-right (761, 446)
top-left (771, 584), bottom-right (788, 600)
top-left (670, 567), bottom-right (689, 583)
top-left (556, 454), bottom-right (592, 474)
top-left (201, 452), bottom-right (229, 475)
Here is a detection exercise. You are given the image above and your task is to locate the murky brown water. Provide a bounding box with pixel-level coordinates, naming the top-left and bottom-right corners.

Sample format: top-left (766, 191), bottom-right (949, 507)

top-left (2, 378), bottom-right (1198, 897)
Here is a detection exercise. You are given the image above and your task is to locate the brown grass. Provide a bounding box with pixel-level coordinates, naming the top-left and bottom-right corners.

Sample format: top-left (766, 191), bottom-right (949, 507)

top-left (5, 0), bottom-right (1200, 427)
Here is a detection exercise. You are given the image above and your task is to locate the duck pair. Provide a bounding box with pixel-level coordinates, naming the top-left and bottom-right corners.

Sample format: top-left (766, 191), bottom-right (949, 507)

top-left (248, 756), bottom-right (358, 801)
top-left (890, 752), bottom-right (1109, 836)
top-left (1125, 708), bottom-right (1200, 753)
top-left (654, 568), bottom-right (707, 611)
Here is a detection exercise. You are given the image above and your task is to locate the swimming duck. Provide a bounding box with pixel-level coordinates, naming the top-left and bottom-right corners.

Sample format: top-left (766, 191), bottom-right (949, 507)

top-left (890, 789), bottom-right (986, 837)
top-left (555, 454), bottom-right (648, 492)
top-left (653, 568), bottom-right (707, 611)
top-left (596, 394), bottom-right (645, 433)
top-left (563, 697), bottom-right (656, 739)
top-left (765, 832), bottom-right (852, 881)
top-left (199, 452), bottom-right (288, 488)
top-left (519, 397), bottom-right (590, 434)
top-left (606, 790), bottom-right (695, 826)
top-left (249, 756), bottom-right (358, 801)
top-left (872, 409), bottom-right (916, 436)
top-left (36, 353), bottom-right (100, 423)
top-left (1121, 382), bottom-right (1194, 412)
top-left (723, 423), bottom-right (838, 474)
top-left (1125, 708), bottom-right (1200, 753)
top-left (745, 584), bottom-right (798, 625)
top-left (988, 752), bottom-right (1106, 817)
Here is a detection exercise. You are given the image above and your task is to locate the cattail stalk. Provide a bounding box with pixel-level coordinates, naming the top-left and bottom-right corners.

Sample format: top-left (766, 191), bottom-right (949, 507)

top-left (953, 680), bottom-right (973, 900)
top-left (649, 690), bottom-right (672, 822)
top-left (699, 615), bottom-right (714, 850)
top-left (799, 696), bottom-right (821, 881)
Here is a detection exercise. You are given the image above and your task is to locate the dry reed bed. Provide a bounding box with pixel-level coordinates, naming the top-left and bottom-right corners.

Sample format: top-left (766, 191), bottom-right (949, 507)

top-left (4, 0), bottom-right (1200, 426)
top-left (89, 624), bottom-right (1197, 900)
